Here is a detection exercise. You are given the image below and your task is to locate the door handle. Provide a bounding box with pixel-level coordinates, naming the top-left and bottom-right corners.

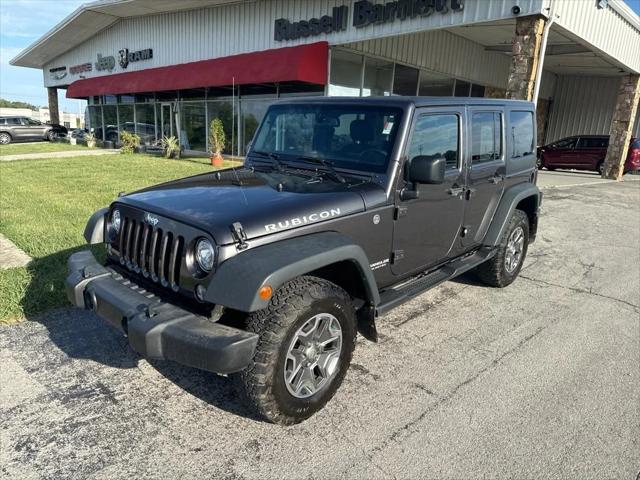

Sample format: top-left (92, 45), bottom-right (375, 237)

top-left (447, 186), bottom-right (464, 196)
top-left (489, 174), bottom-right (504, 184)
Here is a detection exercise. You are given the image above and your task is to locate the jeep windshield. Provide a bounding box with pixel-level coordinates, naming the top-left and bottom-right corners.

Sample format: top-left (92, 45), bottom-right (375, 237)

top-left (250, 104), bottom-right (403, 174)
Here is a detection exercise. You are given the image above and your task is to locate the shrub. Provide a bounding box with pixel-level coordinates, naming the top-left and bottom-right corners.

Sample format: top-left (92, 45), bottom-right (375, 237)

top-left (120, 131), bottom-right (141, 154)
top-left (209, 118), bottom-right (226, 157)
top-left (161, 135), bottom-right (180, 159)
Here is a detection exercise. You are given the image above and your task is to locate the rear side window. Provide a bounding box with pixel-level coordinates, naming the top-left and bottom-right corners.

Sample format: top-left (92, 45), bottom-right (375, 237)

top-left (509, 111), bottom-right (534, 158)
top-left (577, 137), bottom-right (608, 148)
top-left (6, 118), bottom-right (21, 125)
top-left (0, 118), bottom-right (5, 125)
top-left (407, 114), bottom-right (459, 170)
top-left (471, 112), bottom-right (502, 164)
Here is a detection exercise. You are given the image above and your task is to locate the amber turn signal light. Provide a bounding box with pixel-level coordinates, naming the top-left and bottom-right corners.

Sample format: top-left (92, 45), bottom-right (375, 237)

top-left (258, 285), bottom-right (273, 300)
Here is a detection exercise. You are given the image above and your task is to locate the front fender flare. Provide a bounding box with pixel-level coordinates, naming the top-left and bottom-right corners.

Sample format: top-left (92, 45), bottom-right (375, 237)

top-left (205, 232), bottom-right (380, 312)
top-left (84, 207), bottom-right (108, 244)
top-left (483, 183), bottom-right (541, 246)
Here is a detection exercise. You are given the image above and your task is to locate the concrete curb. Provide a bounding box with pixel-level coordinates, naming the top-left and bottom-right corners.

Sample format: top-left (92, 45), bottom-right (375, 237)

top-left (0, 149), bottom-right (120, 161)
top-left (0, 234), bottom-right (31, 269)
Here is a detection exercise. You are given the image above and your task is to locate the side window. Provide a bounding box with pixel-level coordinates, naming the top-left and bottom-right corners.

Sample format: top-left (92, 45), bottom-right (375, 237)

top-left (578, 137), bottom-right (608, 148)
top-left (0, 118), bottom-right (5, 125)
top-left (408, 114), bottom-right (459, 170)
top-left (509, 111), bottom-right (534, 158)
top-left (7, 118), bottom-right (21, 125)
top-left (471, 112), bottom-right (502, 164)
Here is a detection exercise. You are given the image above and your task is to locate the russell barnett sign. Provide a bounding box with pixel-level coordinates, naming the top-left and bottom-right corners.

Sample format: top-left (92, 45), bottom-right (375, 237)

top-left (274, 0), bottom-right (464, 41)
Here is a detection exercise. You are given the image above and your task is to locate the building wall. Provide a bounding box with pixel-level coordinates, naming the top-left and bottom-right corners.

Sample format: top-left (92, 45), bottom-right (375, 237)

top-left (42, 0), bottom-right (546, 88)
top-left (551, 0), bottom-right (640, 74)
top-left (544, 75), bottom-right (620, 143)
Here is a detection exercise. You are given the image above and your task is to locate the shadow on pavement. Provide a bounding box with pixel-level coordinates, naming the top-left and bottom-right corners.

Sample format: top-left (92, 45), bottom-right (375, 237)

top-left (23, 246), bottom-right (260, 421)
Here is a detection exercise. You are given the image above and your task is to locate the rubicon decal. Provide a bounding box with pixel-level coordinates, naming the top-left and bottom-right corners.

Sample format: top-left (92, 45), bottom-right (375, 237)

top-left (264, 208), bottom-right (341, 232)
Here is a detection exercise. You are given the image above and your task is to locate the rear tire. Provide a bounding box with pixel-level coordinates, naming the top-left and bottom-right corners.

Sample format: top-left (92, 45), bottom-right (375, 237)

top-left (476, 210), bottom-right (529, 288)
top-left (233, 276), bottom-right (357, 425)
top-left (0, 132), bottom-right (11, 145)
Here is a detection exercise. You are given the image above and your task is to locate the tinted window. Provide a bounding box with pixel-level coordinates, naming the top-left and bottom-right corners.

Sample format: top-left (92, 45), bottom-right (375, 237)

top-left (472, 112), bottom-right (502, 164)
top-left (510, 111), bottom-right (534, 158)
top-left (577, 137), bottom-right (608, 148)
top-left (0, 118), bottom-right (5, 125)
top-left (551, 137), bottom-right (577, 149)
top-left (252, 104), bottom-right (402, 174)
top-left (408, 114), bottom-right (459, 170)
top-left (6, 118), bottom-right (22, 125)
top-left (25, 118), bottom-right (41, 126)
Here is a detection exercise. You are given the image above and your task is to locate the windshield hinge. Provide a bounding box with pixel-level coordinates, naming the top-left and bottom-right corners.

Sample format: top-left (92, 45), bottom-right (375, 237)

top-left (230, 222), bottom-right (249, 250)
top-left (394, 206), bottom-right (408, 220)
top-left (391, 250), bottom-right (404, 264)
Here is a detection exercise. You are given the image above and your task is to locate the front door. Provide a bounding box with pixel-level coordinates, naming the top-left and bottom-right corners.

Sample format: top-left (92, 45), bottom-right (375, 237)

top-left (160, 103), bottom-right (174, 138)
top-left (391, 108), bottom-right (465, 276)
top-left (462, 108), bottom-right (506, 246)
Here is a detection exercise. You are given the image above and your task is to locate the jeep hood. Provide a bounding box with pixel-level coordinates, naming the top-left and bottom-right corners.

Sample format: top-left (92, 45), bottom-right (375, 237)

top-left (116, 168), bottom-right (386, 245)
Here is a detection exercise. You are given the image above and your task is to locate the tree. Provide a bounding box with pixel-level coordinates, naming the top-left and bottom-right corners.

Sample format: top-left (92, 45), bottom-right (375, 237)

top-left (0, 98), bottom-right (39, 110)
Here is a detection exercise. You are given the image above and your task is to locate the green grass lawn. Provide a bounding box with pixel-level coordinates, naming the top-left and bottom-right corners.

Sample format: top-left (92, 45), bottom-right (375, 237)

top-left (0, 153), bottom-right (240, 323)
top-left (0, 141), bottom-right (93, 156)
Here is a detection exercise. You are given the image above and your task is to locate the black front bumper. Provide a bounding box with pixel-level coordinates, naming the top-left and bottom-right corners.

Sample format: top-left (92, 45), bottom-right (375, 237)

top-left (66, 250), bottom-right (258, 374)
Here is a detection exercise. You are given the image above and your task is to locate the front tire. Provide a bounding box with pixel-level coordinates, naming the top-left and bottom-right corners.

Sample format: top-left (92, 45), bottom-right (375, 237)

top-left (46, 130), bottom-right (56, 142)
top-left (476, 209), bottom-right (529, 287)
top-left (234, 276), bottom-right (356, 425)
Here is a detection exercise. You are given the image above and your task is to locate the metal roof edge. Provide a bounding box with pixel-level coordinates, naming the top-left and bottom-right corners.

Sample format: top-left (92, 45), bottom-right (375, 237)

top-left (609, 0), bottom-right (640, 31)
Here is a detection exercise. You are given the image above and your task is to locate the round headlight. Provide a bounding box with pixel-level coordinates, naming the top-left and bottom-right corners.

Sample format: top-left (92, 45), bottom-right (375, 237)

top-left (195, 238), bottom-right (215, 272)
top-left (111, 209), bottom-right (121, 234)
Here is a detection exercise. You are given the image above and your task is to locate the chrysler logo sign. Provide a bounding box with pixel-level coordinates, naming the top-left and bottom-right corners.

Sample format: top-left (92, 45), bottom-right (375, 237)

top-left (274, 0), bottom-right (463, 40)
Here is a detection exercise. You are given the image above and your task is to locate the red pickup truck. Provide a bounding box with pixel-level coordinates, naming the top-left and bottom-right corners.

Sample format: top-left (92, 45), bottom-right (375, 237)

top-left (537, 135), bottom-right (640, 174)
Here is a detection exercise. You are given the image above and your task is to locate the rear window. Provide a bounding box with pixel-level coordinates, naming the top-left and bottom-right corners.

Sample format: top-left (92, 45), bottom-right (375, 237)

top-left (577, 137), bottom-right (608, 148)
top-left (509, 111), bottom-right (534, 158)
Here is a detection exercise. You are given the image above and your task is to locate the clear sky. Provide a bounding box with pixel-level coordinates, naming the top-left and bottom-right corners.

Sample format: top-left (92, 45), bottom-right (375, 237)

top-left (1, 0), bottom-right (640, 114)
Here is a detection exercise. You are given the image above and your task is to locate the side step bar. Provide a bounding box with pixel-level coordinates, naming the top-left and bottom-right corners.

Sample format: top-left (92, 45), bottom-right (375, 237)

top-left (376, 248), bottom-right (496, 316)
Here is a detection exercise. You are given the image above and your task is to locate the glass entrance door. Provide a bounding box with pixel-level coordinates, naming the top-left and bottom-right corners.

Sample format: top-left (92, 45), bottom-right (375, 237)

top-left (160, 103), bottom-right (174, 138)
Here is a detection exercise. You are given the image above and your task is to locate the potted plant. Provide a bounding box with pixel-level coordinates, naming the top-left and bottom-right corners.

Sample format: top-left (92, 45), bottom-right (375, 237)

top-left (85, 132), bottom-right (96, 148)
top-left (209, 118), bottom-right (226, 167)
top-left (161, 135), bottom-right (181, 159)
top-left (119, 131), bottom-right (141, 154)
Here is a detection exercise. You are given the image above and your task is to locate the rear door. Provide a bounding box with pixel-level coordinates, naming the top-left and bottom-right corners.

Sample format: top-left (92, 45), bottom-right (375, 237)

top-left (461, 108), bottom-right (505, 247)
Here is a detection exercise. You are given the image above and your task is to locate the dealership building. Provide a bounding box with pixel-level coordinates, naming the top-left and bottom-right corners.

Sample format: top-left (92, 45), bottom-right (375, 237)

top-left (11, 0), bottom-right (640, 175)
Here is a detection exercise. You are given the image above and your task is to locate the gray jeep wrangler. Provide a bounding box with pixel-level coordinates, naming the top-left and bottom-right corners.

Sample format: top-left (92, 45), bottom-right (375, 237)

top-left (67, 97), bottom-right (541, 424)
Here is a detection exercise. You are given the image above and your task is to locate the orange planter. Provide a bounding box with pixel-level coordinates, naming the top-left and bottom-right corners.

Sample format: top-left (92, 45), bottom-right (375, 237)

top-left (211, 153), bottom-right (224, 167)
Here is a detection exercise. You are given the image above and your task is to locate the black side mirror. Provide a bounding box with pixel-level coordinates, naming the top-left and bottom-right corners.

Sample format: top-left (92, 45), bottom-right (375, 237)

top-left (408, 156), bottom-right (446, 184)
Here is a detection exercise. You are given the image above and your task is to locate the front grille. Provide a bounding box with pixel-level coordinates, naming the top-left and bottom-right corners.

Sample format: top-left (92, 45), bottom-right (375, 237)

top-left (115, 215), bottom-right (184, 291)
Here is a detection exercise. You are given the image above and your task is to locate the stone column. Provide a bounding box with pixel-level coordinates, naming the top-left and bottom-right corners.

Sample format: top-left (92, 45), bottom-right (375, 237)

top-left (603, 75), bottom-right (640, 180)
top-left (47, 87), bottom-right (60, 125)
top-left (506, 16), bottom-right (545, 101)
top-left (484, 86), bottom-right (507, 99)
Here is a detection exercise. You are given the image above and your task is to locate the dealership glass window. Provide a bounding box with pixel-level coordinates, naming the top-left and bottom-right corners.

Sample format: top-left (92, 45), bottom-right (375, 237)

top-left (393, 64), bottom-right (419, 96)
top-left (241, 97), bottom-right (274, 154)
top-left (118, 104), bottom-right (134, 141)
top-left (407, 114), bottom-right (459, 170)
top-left (119, 95), bottom-right (135, 104)
top-left (207, 100), bottom-right (236, 154)
top-left (471, 112), bottom-right (501, 164)
top-left (156, 91), bottom-right (178, 102)
top-left (102, 105), bottom-right (118, 142)
top-left (470, 83), bottom-right (486, 97)
top-left (135, 93), bottom-right (155, 103)
top-left (103, 95), bottom-right (117, 104)
top-left (454, 80), bottom-right (471, 97)
top-left (329, 50), bottom-right (363, 97)
top-left (362, 57), bottom-right (393, 96)
top-left (180, 102), bottom-right (206, 151)
top-left (509, 111), bottom-right (535, 158)
top-left (278, 82), bottom-right (324, 96)
top-left (418, 71), bottom-right (454, 96)
top-left (180, 89), bottom-right (206, 100)
top-left (88, 106), bottom-right (103, 140)
top-left (135, 104), bottom-right (156, 145)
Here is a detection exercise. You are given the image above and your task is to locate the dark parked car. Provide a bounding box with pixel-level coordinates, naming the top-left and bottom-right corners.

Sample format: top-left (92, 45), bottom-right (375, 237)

top-left (69, 128), bottom-right (88, 140)
top-left (67, 97), bottom-right (541, 424)
top-left (537, 135), bottom-right (640, 174)
top-left (0, 116), bottom-right (67, 144)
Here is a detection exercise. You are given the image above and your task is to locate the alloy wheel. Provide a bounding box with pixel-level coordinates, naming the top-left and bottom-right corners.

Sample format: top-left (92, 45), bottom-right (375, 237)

top-left (505, 226), bottom-right (525, 273)
top-left (284, 313), bottom-right (343, 399)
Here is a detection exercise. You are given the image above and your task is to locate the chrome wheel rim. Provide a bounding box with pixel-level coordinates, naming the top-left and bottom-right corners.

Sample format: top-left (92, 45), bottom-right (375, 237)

top-left (505, 226), bottom-right (525, 273)
top-left (284, 313), bottom-right (343, 399)
top-left (0, 134), bottom-right (9, 144)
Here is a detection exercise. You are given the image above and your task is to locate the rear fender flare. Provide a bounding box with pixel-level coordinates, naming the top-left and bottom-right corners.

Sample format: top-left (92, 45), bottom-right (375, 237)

top-left (483, 183), bottom-right (541, 246)
top-left (205, 232), bottom-right (380, 312)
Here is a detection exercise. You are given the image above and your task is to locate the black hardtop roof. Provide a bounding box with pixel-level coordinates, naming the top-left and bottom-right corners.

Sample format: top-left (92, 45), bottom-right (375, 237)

top-left (274, 96), bottom-right (534, 109)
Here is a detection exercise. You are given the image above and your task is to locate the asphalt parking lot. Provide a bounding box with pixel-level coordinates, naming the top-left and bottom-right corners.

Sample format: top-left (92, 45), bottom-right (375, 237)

top-left (1, 173), bottom-right (639, 480)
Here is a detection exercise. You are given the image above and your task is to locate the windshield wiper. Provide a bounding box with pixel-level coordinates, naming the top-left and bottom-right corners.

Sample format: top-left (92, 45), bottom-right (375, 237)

top-left (250, 150), bottom-right (286, 171)
top-left (295, 156), bottom-right (347, 184)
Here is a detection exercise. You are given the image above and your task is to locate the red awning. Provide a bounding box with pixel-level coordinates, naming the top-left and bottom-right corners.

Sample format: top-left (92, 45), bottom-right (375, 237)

top-left (66, 42), bottom-right (328, 98)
